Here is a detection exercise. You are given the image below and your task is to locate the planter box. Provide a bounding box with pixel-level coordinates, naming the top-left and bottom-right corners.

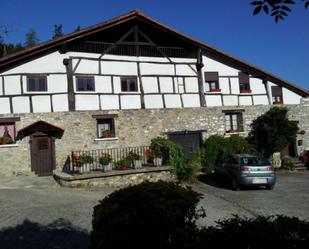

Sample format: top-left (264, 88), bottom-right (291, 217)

top-left (133, 160), bottom-right (142, 169)
top-left (77, 164), bottom-right (91, 173)
top-left (240, 89), bottom-right (252, 93)
top-left (104, 163), bottom-right (113, 172)
top-left (153, 157), bottom-right (163, 167)
top-left (210, 89), bottom-right (221, 93)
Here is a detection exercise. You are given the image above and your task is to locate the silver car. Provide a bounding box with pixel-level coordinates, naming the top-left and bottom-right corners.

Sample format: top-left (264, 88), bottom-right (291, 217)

top-left (214, 154), bottom-right (276, 190)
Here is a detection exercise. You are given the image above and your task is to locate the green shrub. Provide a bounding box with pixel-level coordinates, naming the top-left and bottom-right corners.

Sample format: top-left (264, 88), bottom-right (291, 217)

top-left (199, 215), bottom-right (309, 248)
top-left (151, 137), bottom-right (193, 182)
top-left (98, 153), bottom-right (112, 166)
top-left (202, 135), bottom-right (255, 173)
top-left (79, 155), bottom-right (93, 165)
top-left (248, 107), bottom-right (299, 157)
top-left (89, 181), bottom-right (204, 249)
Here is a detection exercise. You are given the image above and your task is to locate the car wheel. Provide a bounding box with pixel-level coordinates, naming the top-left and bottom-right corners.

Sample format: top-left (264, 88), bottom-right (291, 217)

top-left (266, 185), bottom-right (274, 190)
top-left (232, 178), bottom-right (240, 191)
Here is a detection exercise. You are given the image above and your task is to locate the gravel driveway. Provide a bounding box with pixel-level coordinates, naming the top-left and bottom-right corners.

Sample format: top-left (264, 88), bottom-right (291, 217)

top-left (0, 171), bottom-right (308, 249)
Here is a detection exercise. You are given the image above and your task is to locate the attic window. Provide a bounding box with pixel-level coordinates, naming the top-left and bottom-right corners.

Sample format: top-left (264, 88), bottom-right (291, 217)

top-left (27, 76), bottom-right (47, 92)
top-left (239, 72), bottom-right (251, 93)
top-left (271, 86), bottom-right (283, 104)
top-left (204, 72), bottom-right (220, 92)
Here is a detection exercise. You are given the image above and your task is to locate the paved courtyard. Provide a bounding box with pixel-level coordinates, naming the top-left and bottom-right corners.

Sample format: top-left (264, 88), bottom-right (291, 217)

top-left (0, 171), bottom-right (308, 249)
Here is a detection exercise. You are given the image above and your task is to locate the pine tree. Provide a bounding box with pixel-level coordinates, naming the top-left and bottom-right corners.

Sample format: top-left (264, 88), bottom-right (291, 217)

top-left (24, 29), bottom-right (39, 48)
top-left (52, 24), bottom-right (64, 39)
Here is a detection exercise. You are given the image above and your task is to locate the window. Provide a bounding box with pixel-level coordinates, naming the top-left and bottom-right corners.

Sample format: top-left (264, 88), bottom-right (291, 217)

top-left (204, 72), bottom-right (220, 92)
top-left (121, 77), bottom-right (138, 92)
top-left (0, 118), bottom-right (20, 145)
top-left (76, 76), bottom-right (95, 91)
top-left (27, 76), bottom-right (47, 91)
top-left (239, 72), bottom-right (251, 93)
top-left (225, 112), bottom-right (243, 133)
top-left (92, 115), bottom-right (117, 139)
top-left (271, 86), bottom-right (283, 104)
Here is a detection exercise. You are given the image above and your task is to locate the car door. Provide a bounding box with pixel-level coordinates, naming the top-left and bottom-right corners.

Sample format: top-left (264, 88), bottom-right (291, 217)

top-left (227, 156), bottom-right (240, 178)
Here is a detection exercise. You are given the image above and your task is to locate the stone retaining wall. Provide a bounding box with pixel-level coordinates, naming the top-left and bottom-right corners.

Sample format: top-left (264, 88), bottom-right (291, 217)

top-left (1, 100), bottom-right (309, 176)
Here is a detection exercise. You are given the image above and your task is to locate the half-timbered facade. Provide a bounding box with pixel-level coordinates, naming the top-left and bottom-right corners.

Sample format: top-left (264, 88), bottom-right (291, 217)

top-left (0, 10), bottom-right (308, 176)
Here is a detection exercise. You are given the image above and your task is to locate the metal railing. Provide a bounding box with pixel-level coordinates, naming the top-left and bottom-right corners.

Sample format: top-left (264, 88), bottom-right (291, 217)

top-left (66, 146), bottom-right (154, 174)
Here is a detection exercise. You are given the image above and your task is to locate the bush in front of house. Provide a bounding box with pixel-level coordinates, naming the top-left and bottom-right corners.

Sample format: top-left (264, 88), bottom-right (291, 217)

top-left (89, 181), bottom-right (204, 249)
top-left (199, 215), bottom-right (309, 248)
top-left (248, 106), bottom-right (299, 157)
top-left (202, 134), bottom-right (254, 173)
top-left (151, 137), bottom-right (194, 182)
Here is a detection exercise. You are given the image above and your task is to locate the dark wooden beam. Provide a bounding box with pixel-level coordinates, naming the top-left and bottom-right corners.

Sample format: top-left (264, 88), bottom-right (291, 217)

top-left (197, 48), bottom-right (206, 107)
top-left (63, 58), bottom-right (75, 111)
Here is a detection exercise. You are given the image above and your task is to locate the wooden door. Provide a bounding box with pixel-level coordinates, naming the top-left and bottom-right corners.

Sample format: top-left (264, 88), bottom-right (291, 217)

top-left (169, 132), bottom-right (201, 160)
top-left (30, 134), bottom-right (55, 176)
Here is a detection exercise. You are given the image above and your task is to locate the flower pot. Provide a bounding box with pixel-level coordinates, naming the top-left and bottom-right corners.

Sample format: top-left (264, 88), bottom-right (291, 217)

top-left (104, 163), bottom-right (113, 172)
top-left (82, 164), bottom-right (91, 173)
top-left (153, 157), bottom-right (162, 166)
top-left (133, 160), bottom-right (142, 169)
top-left (120, 165), bottom-right (129, 170)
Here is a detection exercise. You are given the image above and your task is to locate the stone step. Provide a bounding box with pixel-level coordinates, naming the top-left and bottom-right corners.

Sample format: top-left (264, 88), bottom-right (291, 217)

top-left (294, 167), bottom-right (307, 171)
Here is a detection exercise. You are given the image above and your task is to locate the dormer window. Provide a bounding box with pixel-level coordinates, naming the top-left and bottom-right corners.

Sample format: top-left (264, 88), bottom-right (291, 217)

top-left (239, 72), bottom-right (251, 93)
top-left (271, 86), bottom-right (283, 104)
top-left (76, 76), bottom-right (95, 91)
top-left (205, 72), bottom-right (220, 92)
top-left (27, 76), bottom-right (47, 92)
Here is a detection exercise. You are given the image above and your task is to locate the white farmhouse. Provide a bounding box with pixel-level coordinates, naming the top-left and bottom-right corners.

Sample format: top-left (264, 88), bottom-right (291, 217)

top-left (0, 10), bottom-right (308, 176)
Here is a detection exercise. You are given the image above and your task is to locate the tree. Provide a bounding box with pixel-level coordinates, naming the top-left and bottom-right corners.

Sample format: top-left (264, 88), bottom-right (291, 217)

top-left (248, 107), bottom-right (299, 157)
top-left (24, 29), bottom-right (39, 48)
top-left (52, 24), bottom-right (63, 39)
top-left (74, 25), bottom-right (81, 32)
top-left (251, 0), bottom-right (309, 22)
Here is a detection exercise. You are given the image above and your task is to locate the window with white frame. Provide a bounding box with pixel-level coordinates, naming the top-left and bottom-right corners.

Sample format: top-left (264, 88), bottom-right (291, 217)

top-left (225, 112), bottom-right (244, 133)
top-left (92, 115), bottom-right (117, 139)
top-left (0, 118), bottom-right (20, 145)
top-left (204, 72), bottom-right (220, 92)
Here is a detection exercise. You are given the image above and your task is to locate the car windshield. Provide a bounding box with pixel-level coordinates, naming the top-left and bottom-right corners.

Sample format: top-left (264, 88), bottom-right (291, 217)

top-left (240, 157), bottom-right (270, 166)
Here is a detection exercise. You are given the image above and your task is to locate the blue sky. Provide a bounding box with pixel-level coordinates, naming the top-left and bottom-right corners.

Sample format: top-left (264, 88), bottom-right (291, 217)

top-left (1, 0), bottom-right (308, 90)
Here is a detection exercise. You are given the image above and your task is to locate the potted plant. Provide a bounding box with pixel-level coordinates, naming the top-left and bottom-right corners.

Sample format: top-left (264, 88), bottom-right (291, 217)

top-left (99, 153), bottom-right (113, 172)
top-left (101, 129), bottom-right (114, 138)
top-left (0, 133), bottom-right (13, 145)
top-left (152, 145), bottom-right (163, 166)
top-left (115, 158), bottom-right (131, 171)
top-left (128, 151), bottom-right (142, 169)
top-left (79, 154), bottom-right (93, 173)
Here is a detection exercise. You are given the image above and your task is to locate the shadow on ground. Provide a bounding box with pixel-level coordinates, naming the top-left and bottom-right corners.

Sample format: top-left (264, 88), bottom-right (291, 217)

top-left (0, 219), bottom-right (89, 249)
top-left (198, 173), bottom-right (232, 190)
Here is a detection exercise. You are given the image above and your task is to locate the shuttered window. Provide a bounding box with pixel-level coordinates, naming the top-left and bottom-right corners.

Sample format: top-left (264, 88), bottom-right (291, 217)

top-left (204, 72), bottom-right (220, 92)
top-left (225, 112), bottom-right (244, 133)
top-left (239, 72), bottom-right (251, 93)
top-left (271, 86), bottom-right (283, 104)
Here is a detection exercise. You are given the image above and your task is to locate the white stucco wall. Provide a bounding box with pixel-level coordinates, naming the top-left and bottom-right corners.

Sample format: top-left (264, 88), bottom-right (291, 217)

top-left (230, 78), bottom-right (240, 94)
top-left (0, 77), bottom-right (3, 95)
top-left (120, 95), bottom-right (141, 109)
top-left (250, 78), bottom-right (266, 94)
top-left (3, 52), bottom-right (66, 74)
top-left (12, 97), bottom-right (30, 113)
top-left (140, 63), bottom-right (174, 75)
top-left (100, 95), bottom-right (119, 110)
top-left (4, 76), bottom-right (21, 95)
top-left (202, 56), bottom-right (239, 76)
top-left (74, 59), bottom-right (99, 74)
top-left (182, 94), bottom-right (200, 108)
top-left (48, 75), bottom-right (68, 93)
top-left (95, 76), bottom-right (112, 93)
top-left (144, 95), bottom-right (164, 109)
top-left (205, 95), bottom-right (222, 107)
top-left (282, 88), bottom-right (302, 104)
top-left (0, 98), bottom-right (10, 114)
top-left (219, 78), bottom-right (230, 94)
top-left (223, 95), bottom-right (238, 106)
top-left (164, 94), bottom-right (182, 108)
top-left (159, 77), bottom-right (174, 93)
top-left (239, 96), bottom-right (253, 106)
top-left (252, 95), bottom-right (269, 105)
top-left (52, 94), bottom-right (69, 112)
top-left (184, 77), bottom-right (199, 93)
top-left (175, 64), bottom-right (196, 76)
top-left (101, 61), bottom-right (138, 75)
top-left (75, 95), bottom-right (100, 111)
top-left (142, 77), bottom-right (159, 93)
top-left (32, 96), bottom-right (51, 113)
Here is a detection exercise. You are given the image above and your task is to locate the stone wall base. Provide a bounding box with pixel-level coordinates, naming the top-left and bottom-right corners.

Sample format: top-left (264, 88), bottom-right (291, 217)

top-left (55, 169), bottom-right (175, 189)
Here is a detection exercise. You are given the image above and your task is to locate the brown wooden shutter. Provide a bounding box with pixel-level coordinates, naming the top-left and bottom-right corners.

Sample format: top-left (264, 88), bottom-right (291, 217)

top-left (204, 72), bottom-right (219, 82)
top-left (239, 72), bottom-right (249, 84)
top-left (271, 86), bottom-right (282, 96)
